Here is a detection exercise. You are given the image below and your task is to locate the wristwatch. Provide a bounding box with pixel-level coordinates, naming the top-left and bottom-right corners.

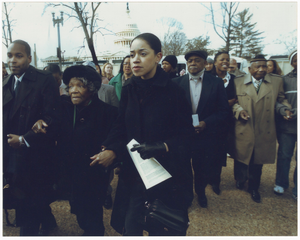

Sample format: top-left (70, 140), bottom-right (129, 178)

top-left (19, 136), bottom-right (25, 146)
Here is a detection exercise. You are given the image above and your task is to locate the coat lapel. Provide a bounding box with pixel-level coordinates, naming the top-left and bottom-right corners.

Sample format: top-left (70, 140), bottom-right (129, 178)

top-left (182, 75), bottom-right (192, 107)
top-left (256, 75), bottom-right (272, 103)
top-left (243, 74), bottom-right (258, 103)
top-left (3, 75), bottom-right (14, 107)
top-left (196, 72), bottom-right (212, 115)
top-left (8, 66), bottom-right (37, 119)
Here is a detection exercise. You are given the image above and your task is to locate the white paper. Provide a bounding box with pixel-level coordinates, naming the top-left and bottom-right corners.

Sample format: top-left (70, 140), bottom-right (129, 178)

top-left (127, 139), bottom-right (172, 189)
top-left (192, 114), bottom-right (199, 126)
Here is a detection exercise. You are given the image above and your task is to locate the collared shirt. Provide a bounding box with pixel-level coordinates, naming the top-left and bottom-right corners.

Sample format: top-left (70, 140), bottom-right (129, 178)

top-left (217, 72), bottom-right (231, 88)
top-left (14, 73), bottom-right (25, 89)
top-left (251, 76), bottom-right (263, 92)
top-left (189, 69), bottom-right (205, 114)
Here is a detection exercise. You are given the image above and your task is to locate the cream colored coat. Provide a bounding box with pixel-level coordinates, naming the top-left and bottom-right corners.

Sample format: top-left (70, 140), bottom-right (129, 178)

top-left (232, 73), bottom-right (291, 165)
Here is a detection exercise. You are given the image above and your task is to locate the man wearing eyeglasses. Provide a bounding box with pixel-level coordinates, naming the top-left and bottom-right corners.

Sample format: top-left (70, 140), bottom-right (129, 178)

top-left (173, 50), bottom-right (229, 209)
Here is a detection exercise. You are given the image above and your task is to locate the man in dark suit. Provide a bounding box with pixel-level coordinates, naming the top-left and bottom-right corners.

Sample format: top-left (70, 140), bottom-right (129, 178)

top-left (3, 40), bottom-right (61, 235)
top-left (173, 50), bottom-right (229, 208)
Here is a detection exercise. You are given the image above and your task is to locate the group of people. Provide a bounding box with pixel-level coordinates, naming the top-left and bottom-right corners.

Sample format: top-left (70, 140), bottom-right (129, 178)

top-left (2, 33), bottom-right (297, 236)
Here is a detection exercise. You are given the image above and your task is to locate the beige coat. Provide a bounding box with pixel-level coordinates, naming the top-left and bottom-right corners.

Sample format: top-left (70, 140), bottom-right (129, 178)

top-left (232, 73), bottom-right (291, 165)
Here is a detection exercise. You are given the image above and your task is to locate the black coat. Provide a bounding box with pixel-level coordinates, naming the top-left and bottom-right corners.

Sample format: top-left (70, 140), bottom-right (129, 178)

top-left (3, 66), bottom-right (61, 223)
top-left (103, 67), bottom-right (195, 234)
top-left (57, 95), bottom-right (118, 211)
top-left (173, 72), bottom-right (230, 142)
top-left (173, 72), bottom-right (230, 170)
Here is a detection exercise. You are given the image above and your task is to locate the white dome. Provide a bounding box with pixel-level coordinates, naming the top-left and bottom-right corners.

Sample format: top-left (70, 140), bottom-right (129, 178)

top-left (114, 5), bottom-right (140, 49)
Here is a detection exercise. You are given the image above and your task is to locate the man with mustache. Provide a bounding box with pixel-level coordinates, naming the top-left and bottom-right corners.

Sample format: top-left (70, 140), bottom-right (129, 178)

top-left (173, 50), bottom-right (229, 208)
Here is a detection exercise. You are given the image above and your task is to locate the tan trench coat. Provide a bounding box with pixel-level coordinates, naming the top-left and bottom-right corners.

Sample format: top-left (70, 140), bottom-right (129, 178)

top-left (232, 73), bottom-right (291, 165)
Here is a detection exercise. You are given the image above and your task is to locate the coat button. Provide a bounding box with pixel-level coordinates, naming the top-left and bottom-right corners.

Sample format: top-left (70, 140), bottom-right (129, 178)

top-left (80, 118), bottom-right (84, 122)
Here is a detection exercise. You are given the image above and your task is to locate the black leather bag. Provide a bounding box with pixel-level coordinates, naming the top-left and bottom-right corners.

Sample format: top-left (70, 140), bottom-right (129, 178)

top-left (144, 199), bottom-right (189, 236)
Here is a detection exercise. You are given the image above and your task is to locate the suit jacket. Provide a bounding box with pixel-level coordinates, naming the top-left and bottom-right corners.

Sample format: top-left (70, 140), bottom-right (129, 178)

top-left (173, 72), bottom-right (230, 143)
top-left (98, 84), bottom-right (119, 107)
top-left (232, 73), bottom-right (291, 165)
top-left (3, 65), bottom-right (61, 199)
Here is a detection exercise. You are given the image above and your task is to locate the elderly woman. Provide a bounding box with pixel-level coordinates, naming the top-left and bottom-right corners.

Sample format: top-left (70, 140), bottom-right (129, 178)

top-left (32, 65), bottom-right (118, 236)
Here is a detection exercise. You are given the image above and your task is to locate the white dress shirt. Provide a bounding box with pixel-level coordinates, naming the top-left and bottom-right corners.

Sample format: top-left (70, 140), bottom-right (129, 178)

top-left (14, 73), bottom-right (25, 89)
top-left (189, 69), bottom-right (205, 114)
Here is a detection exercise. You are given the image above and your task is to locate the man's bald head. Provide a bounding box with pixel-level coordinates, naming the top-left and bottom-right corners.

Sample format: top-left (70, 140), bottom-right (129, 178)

top-left (228, 58), bottom-right (238, 73)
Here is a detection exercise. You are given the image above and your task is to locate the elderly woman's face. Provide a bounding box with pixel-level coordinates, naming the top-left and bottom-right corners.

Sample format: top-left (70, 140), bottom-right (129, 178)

top-left (68, 78), bottom-right (92, 106)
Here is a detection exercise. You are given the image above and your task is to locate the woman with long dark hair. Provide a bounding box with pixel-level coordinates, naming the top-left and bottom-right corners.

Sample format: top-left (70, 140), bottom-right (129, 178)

top-left (90, 33), bottom-right (195, 236)
top-left (267, 59), bottom-right (283, 75)
top-left (109, 55), bottom-right (133, 100)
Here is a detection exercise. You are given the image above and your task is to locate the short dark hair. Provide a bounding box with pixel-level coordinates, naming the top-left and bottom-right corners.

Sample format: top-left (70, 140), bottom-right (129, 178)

top-left (210, 51), bottom-right (229, 75)
top-left (47, 64), bottom-right (61, 74)
top-left (119, 55), bottom-right (130, 74)
top-left (11, 39), bottom-right (31, 56)
top-left (131, 33), bottom-right (161, 54)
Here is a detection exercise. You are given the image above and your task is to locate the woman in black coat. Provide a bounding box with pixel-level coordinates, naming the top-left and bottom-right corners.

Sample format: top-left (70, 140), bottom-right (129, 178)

top-left (32, 65), bottom-right (118, 236)
top-left (91, 33), bottom-right (195, 236)
top-left (207, 52), bottom-right (236, 195)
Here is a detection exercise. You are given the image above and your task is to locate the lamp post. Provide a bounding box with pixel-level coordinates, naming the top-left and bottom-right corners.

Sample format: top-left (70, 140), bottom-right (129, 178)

top-left (52, 11), bottom-right (64, 69)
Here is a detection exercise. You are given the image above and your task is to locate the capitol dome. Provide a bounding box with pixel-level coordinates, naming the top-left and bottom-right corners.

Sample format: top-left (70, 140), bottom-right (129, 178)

top-left (114, 3), bottom-right (140, 50)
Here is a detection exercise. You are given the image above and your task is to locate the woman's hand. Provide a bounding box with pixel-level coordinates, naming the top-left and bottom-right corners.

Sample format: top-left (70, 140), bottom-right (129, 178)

top-left (130, 142), bottom-right (167, 160)
top-left (90, 150), bottom-right (116, 167)
top-left (32, 119), bottom-right (48, 134)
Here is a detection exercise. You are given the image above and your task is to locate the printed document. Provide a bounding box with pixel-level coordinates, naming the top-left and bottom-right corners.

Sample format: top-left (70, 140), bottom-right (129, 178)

top-left (127, 139), bottom-right (172, 189)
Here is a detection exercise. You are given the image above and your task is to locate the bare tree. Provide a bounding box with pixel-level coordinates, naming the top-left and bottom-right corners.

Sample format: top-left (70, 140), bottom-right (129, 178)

top-left (185, 35), bottom-right (214, 55)
top-left (273, 29), bottom-right (297, 55)
top-left (44, 2), bottom-right (113, 64)
top-left (203, 2), bottom-right (239, 52)
top-left (158, 18), bottom-right (187, 56)
top-left (2, 2), bottom-right (15, 48)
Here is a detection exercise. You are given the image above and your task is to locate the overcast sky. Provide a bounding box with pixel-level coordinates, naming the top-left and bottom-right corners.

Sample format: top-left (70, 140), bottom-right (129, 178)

top-left (1, 1), bottom-right (298, 67)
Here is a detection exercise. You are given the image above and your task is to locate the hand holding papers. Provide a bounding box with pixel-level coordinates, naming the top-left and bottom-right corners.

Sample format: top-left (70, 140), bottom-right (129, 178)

top-left (127, 139), bottom-right (172, 189)
top-left (192, 114), bottom-right (199, 126)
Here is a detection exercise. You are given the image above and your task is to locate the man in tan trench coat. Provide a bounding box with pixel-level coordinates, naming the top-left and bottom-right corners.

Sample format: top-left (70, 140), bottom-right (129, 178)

top-left (232, 55), bottom-right (291, 203)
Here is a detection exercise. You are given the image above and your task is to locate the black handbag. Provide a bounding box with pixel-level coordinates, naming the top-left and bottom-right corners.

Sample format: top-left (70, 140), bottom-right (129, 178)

top-left (144, 199), bottom-right (189, 236)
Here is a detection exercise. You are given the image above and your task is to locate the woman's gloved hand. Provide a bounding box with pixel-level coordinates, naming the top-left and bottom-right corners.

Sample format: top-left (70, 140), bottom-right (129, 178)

top-left (130, 142), bottom-right (167, 160)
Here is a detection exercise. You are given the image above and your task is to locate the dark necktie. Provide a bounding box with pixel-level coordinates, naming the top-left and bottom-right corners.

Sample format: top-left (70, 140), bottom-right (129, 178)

top-left (14, 79), bottom-right (20, 97)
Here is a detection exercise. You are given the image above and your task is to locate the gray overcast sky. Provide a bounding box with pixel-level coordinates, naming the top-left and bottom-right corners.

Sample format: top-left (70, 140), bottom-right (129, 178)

top-left (1, 1), bottom-right (298, 67)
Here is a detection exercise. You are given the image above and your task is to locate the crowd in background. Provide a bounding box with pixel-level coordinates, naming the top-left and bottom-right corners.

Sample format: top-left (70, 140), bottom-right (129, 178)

top-left (2, 34), bottom-right (297, 236)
